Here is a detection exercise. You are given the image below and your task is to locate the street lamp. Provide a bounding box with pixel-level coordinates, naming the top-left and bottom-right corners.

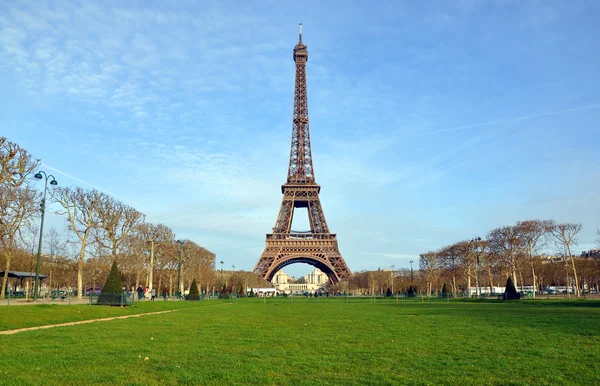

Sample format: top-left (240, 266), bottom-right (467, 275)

top-left (409, 260), bottom-right (414, 283)
top-left (471, 237), bottom-right (482, 298)
top-left (176, 240), bottom-right (184, 298)
top-left (33, 171), bottom-right (57, 302)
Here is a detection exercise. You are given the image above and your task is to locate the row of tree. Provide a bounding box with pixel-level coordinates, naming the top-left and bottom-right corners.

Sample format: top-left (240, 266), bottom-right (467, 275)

top-left (325, 222), bottom-right (599, 298)
top-left (0, 136), bottom-right (217, 299)
top-left (418, 220), bottom-right (600, 298)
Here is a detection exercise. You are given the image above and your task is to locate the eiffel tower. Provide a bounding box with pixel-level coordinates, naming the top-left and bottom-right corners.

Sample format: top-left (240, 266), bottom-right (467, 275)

top-left (253, 25), bottom-right (352, 284)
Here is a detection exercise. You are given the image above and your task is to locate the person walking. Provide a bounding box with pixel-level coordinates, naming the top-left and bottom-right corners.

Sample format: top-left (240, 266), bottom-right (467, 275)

top-left (151, 288), bottom-right (156, 301)
top-left (137, 286), bottom-right (144, 301)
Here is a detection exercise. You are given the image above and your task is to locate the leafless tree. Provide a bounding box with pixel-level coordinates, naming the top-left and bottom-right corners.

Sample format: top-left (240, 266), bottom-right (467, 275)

top-left (419, 251), bottom-right (440, 297)
top-left (516, 220), bottom-right (553, 298)
top-left (53, 187), bottom-right (103, 298)
top-left (140, 223), bottom-right (174, 291)
top-left (0, 186), bottom-right (40, 298)
top-left (487, 225), bottom-right (525, 289)
top-left (44, 227), bottom-right (67, 291)
top-left (549, 222), bottom-right (583, 298)
top-left (438, 243), bottom-right (463, 297)
top-left (95, 196), bottom-right (145, 260)
top-left (0, 137), bottom-right (39, 187)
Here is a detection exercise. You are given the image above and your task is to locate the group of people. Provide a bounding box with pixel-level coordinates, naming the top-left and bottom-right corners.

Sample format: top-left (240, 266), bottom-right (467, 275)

top-left (136, 286), bottom-right (169, 301)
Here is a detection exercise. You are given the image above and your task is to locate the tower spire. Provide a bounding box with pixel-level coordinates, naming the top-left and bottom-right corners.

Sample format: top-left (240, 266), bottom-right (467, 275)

top-left (289, 24), bottom-right (312, 184)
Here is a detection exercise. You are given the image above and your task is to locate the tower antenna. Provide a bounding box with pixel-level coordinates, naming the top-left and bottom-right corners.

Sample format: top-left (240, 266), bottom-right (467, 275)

top-left (299, 23), bottom-right (303, 43)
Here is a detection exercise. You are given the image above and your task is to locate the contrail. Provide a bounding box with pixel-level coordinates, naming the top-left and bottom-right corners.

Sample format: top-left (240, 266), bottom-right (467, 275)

top-left (425, 102), bottom-right (600, 134)
top-left (42, 163), bottom-right (137, 207)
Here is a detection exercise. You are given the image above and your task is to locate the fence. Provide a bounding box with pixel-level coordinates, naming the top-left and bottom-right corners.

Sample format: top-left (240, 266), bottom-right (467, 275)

top-left (89, 292), bottom-right (135, 306)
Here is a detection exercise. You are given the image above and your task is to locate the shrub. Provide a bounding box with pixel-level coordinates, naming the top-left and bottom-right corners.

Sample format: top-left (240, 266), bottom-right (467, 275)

top-left (98, 261), bottom-right (124, 306)
top-left (503, 276), bottom-right (520, 300)
top-left (248, 288), bottom-right (255, 298)
top-left (187, 279), bottom-right (200, 301)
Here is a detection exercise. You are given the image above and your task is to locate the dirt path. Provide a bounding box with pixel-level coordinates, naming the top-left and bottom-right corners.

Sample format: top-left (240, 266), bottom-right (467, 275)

top-left (0, 310), bottom-right (177, 336)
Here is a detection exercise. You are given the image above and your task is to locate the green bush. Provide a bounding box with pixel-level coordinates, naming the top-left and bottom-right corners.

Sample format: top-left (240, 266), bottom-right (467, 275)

top-left (97, 261), bottom-right (124, 306)
top-left (187, 279), bottom-right (200, 301)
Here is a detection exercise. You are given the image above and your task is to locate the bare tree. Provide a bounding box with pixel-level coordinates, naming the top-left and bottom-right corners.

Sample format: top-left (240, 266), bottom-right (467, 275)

top-left (0, 186), bottom-right (40, 298)
top-left (549, 222), bottom-right (583, 298)
top-left (0, 137), bottom-right (39, 187)
top-left (516, 220), bottom-right (553, 298)
top-left (140, 223), bottom-right (174, 291)
top-left (438, 243), bottom-right (463, 297)
top-left (95, 196), bottom-right (145, 260)
top-left (487, 225), bottom-right (525, 289)
top-left (53, 187), bottom-right (103, 298)
top-left (419, 251), bottom-right (440, 297)
top-left (470, 238), bottom-right (488, 297)
top-left (44, 227), bottom-right (67, 291)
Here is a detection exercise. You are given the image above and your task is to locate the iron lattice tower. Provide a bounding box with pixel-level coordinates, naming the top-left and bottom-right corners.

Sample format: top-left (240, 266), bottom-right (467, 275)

top-left (253, 25), bottom-right (352, 284)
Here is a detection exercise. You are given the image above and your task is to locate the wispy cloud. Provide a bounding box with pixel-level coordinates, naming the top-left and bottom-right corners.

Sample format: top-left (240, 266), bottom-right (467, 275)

top-left (42, 163), bottom-right (136, 207)
top-left (423, 102), bottom-right (600, 134)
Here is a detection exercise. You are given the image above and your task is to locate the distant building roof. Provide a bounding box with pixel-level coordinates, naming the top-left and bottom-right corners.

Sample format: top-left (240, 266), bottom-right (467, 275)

top-left (581, 250), bottom-right (600, 259)
top-left (0, 271), bottom-right (48, 279)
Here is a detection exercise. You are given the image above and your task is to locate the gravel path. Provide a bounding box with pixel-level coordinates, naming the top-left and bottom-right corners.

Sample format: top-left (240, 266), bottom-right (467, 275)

top-left (0, 310), bottom-right (177, 335)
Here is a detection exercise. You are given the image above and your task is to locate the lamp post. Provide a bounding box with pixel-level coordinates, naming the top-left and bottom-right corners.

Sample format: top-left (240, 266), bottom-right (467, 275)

top-left (471, 237), bottom-right (482, 298)
top-left (409, 260), bottom-right (414, 283)
top-left (33, 171), bottom-right (57, 302)
top-left (176, 240), bottom-right (183, 298)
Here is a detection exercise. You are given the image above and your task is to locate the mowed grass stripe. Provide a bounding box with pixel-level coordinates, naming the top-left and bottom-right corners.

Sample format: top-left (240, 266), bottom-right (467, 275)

top-left (0, 300), bottom-right (599, 385)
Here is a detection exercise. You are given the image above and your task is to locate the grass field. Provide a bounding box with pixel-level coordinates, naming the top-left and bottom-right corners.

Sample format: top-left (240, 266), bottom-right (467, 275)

top-left (1, 298), bottom-right (599, 385)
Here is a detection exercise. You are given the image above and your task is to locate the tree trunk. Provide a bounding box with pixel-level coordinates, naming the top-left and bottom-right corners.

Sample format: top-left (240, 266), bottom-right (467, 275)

top-left (180, 262), bottom-right (184, 295)
top-left (1, 249), bottom-right (12, 299)
top-left (531, 263), bottom-right (537, 299)
top-left (567, 245), bottom-right (580, 298)
top-left (148, 241), bottom-right (154, 291)
top-left (169, 273), bottom-right (173, 297)
top-left (157, 275), bottom-right (162, 297)
top-left (467, 265), bottom-right (472, 298)
top-left (519, 270), bottom-right (525, 294)
top-left (77, 243), bottom-right (86, 299)
top-left (452, 275), bottom-right (457, 298)
top-left (488, 266), bottom-right (494, 295)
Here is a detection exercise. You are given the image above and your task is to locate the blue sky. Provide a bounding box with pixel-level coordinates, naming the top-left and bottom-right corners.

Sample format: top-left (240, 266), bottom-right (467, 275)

top-left (1, 0), bottom-right (599, 277)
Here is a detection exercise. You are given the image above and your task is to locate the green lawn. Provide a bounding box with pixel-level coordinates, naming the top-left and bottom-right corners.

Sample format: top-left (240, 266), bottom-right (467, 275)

top-left (1, 298), bottom-right (599, 385)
